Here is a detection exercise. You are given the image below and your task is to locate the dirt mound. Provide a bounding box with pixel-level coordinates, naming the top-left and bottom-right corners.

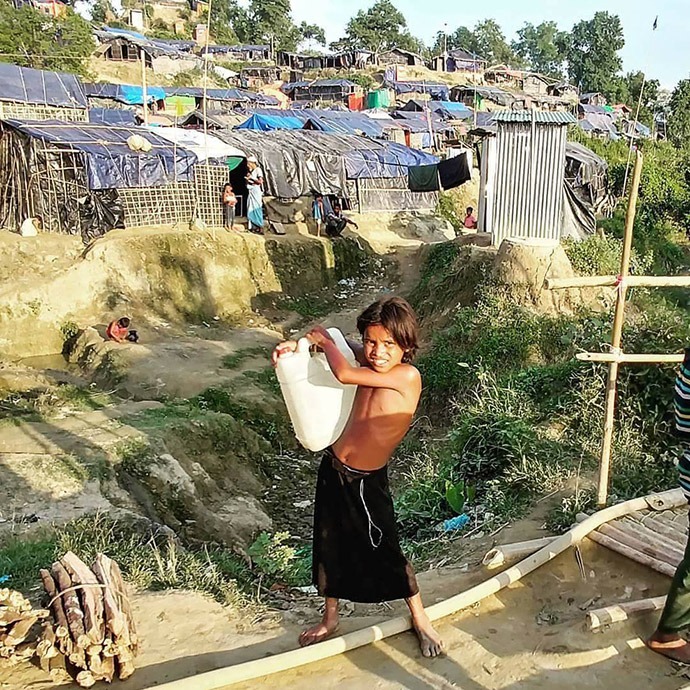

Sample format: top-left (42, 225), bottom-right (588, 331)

top-left (0, 228), bottom-right (375, 359)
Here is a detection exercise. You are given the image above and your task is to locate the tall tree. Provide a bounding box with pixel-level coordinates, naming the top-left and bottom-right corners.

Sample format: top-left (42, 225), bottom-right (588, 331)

top-left (667, 79), bottom-right (690, 148)
top-left (0, 4), bottom-right (93, 76)
top-left (473, 19), bottom-right (519, 66)
top-left (334, 0), bottom-right (422, 56)
top-left (566, 11), bottom-right (625, 97)
top-left (622, 71), bottom-right (660, 126)
top-left (433, 20), bottom-right (519, 64)
top-left (512, 21), bottom-right (569, 78)
top-left (298, 22), bottom-right (326, 47)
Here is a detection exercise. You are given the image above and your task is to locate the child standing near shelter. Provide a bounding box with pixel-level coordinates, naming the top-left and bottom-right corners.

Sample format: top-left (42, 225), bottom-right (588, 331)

top-left (222, 183), bottom-right (237, 231)
top-left (272, 297), bottom-right (444, 657)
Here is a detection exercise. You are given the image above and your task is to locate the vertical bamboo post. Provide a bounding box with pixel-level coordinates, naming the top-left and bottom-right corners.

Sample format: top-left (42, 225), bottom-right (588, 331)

top-left (597, 150), bottom-right (644, 506)
top-left (140, 48), bottom-right (149, 127)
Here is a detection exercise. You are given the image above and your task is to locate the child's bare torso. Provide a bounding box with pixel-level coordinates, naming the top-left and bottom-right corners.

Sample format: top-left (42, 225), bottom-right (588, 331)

top-left (332, 373), bottom-right (420, 471)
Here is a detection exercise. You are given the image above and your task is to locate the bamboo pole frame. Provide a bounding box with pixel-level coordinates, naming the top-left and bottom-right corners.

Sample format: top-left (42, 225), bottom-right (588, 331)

top-left (595, 150), bottom-right (643, 507)
top-left (544, 149), bottom-right (690, 505)
top-left (545, 275), bottom-right (690, 289)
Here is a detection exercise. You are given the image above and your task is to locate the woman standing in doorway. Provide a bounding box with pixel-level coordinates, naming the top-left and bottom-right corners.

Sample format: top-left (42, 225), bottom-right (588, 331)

top-left (246, 156), bottom-right (265, 234)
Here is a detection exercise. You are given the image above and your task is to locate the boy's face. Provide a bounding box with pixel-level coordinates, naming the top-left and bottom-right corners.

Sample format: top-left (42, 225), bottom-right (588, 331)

top-left (363, 324), bottom-right (405, 372)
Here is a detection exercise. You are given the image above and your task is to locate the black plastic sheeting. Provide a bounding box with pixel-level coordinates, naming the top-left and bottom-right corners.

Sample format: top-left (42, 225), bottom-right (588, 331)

top-left (3, 119), bottom-right (197, 190)
top-left (0, 62), bottom-right (87, 108)
top-left (213, 129), bottom-right (438, 198)
top-left (562, 142), bottom-right (614, 239)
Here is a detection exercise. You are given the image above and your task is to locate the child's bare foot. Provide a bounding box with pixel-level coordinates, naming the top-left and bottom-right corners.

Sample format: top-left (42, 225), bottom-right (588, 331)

top-left (647, 631), bottom-right (690, 663)
top-left (299, 616), bottom-right (339, 647)
top-left (413, 615), bottom-right (444, 658)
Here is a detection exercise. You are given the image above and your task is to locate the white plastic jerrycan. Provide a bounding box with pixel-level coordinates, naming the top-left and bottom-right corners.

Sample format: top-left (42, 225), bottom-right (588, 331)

top-left (276, 328), bottom-right (358, 452)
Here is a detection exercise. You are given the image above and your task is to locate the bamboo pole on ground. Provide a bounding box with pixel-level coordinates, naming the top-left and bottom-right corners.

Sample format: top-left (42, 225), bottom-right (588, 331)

top-left (575, 352), bottom-right (683, 364)
top-left (587, 596), bottom-right (666, 630)
top-left (597, 149), bottom-right (644, 507)
top-left (482, 537), bottom-right (558, 569)
top-left (144, 489), bottom-right (684, 690)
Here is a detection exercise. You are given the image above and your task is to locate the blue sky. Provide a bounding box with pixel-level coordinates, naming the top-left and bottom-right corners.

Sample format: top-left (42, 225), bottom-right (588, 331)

top-left (290, 0), bottom-right (689, 88)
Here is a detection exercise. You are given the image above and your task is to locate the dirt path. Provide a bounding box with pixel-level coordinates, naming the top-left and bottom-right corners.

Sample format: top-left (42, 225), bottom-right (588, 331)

top-left (2, 541), bottom-right (680, 690)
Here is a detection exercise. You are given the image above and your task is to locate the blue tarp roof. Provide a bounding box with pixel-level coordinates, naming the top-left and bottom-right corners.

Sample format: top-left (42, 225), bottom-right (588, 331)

top-left (0, 62), bottom-right (87, 108)
top-left (236, 113), bottom-right (304, 131)
top-left (88, 108), bottom-right (137, 126)
top-left (250, 108), bottom-right (399, 138)
top-left (4, 119), bottom-right (198, 190)
top-left (84, 83), bottom-right (167, 105)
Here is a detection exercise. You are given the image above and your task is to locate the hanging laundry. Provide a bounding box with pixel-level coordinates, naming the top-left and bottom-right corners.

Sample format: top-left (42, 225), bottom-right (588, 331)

top-left (438, 152), bottom-right (471, 190)
top-left (408, 164), bottom-right (440, 192)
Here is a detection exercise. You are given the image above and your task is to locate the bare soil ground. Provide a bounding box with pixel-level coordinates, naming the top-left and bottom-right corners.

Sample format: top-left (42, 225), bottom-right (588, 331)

top-left (1, 541), bottom-right (681, 690)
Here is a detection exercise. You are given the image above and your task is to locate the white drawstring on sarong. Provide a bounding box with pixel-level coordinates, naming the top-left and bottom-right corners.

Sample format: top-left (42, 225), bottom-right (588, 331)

top-left (359, 479), bottom-right (383, 549)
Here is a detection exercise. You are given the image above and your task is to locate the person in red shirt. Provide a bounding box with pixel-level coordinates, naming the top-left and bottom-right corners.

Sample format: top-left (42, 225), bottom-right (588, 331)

top-left (464, 207), bottom-right (478, 229)
top-left (106, 317), bottom-right (138, 343)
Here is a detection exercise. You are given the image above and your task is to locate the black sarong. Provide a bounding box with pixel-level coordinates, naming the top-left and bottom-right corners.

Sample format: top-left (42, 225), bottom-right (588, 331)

top-left (312, 448), bottom-right (419, 603)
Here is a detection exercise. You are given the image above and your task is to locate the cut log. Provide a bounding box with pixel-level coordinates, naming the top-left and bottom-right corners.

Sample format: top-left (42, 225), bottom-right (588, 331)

top-left (482, 536), bottom-right (559, 569)
top-left (5, 615), bottom-right (39, 647)
top-left (51, 561), bottom-right (88, 648)
top-left (75, 670), bottom-right (96, 688)
top-left (596, 522), bottom-right (684, 566)
top-left (117, 655), bottom-right (136, 680)
top-left (40, 569), bottom-right (71, 636)
top-left (626, 516), bottom-right (688, 547)
top-left (61, 552), bottom-right (105, 646)
top-left (587, 596), bottom-right (667, 630)
top-left (108, 558), bottom-right (138, 651)
top-left (93, 554), bottom-right (127, 640)
top-left (585, 530), bottom-right (676, 577)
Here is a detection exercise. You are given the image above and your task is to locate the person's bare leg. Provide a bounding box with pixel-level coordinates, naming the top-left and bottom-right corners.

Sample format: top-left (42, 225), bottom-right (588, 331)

top-left (406, 593), bottom-right (444, 657)
top-left (299, 597), bottom-right (339, 647)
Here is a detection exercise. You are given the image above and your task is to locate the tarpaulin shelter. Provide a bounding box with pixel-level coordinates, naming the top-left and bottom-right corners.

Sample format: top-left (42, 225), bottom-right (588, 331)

top-left (0, 62), bottom-right (88, 122)
top-left (386, 80), bottom-right (450, 101)
top-left (179, 109), bottom-right (249, 130)
top-left (84, 82), bottom-right (168, 106)
top-left (292, 79), bottom-right (361, 104)
top-left (213, 129), bottom-right (439, 212)
top-left (88, 108), bottom-right (137, 126)
top-left (235, 113), bottom-right (304, 131)
top-left (0, 119), bottom-right (230, 241)
top-left (562, 141), bottom-right (614, 239)
top-left (162, 86), bottom-right (278, 109)
top-left (148, 127), bottom-right (246, 162)
top-left (450, 85), bottom-right (517, 109)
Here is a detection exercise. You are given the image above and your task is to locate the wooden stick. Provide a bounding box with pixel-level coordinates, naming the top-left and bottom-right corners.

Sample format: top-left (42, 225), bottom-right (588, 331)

top-left (61, 552), bottom-right (105, 647)
top-left (576, 352), bottom-right (683, 363)
top-left (597, 149), bottom-right (644, 507)
top-left (587, 595), bottom-right (667, 630)
top-left (92, 554), bottom-right (127, 640)
top-left (577, 513), bottom-right (684, 564)
top-left (622, 516), bottom-right (688, 547)
top-left (4, 615), bottom-right (38, 647)
top-left (545, 275), bottom-right (690, 290)
top-left (51, 561), bottom-right (88, 649)
top-left (613, 519), bottom-right (687, 560)
top-left (40, 570), bottom-right (70, 636)
top-left (585, 529), bottom-right (676, 576)
top-left (482, 536), bottom-right (558, 569)
top-left (109, 558), bottom-right (138, 651)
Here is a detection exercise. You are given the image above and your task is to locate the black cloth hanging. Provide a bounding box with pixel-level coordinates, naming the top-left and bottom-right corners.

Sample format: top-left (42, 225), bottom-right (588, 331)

top-left (438, 153), bottom-right (471, 190)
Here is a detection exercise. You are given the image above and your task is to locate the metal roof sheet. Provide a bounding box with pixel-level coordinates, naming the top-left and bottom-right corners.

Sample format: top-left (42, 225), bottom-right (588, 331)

top-left (492, 110), bottom-right (576, 124)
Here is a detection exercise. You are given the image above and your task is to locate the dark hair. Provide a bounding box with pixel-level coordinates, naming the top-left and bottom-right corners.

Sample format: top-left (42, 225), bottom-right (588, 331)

top-left (223, 183), bottom-right (233, 190)
top-left (356, 297), bottom-right (419, 363)
top-left (118, 317), bottom-right (131, 328)
top-left (466, 206), bottom-right (473, 214)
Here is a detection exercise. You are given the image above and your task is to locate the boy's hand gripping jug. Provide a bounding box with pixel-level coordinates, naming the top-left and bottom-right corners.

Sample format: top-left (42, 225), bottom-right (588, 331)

top-left (275, 328), bottom-right (358, 452)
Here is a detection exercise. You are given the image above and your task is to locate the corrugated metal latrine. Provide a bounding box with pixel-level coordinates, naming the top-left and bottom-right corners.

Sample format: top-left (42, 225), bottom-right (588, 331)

top-left (479, 111), bottom-right (576, 245)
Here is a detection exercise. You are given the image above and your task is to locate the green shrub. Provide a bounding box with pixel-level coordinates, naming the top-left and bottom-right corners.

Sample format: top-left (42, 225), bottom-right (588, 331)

top-left (247, 531), bottom-right (310, 586)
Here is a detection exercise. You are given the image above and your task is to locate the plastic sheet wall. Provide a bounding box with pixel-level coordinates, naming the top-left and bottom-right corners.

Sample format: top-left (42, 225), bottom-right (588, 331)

top-left (479, 122), bottom-right (568, 245)
top-left (356, 177), bottom-right (438, 212)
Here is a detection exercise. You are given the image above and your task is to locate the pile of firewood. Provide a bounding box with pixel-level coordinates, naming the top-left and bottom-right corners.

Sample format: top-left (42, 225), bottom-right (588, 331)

top-left (39, 551), bottom-right (138, 688)
top-left (0, 589), bottom-right (48, 666)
